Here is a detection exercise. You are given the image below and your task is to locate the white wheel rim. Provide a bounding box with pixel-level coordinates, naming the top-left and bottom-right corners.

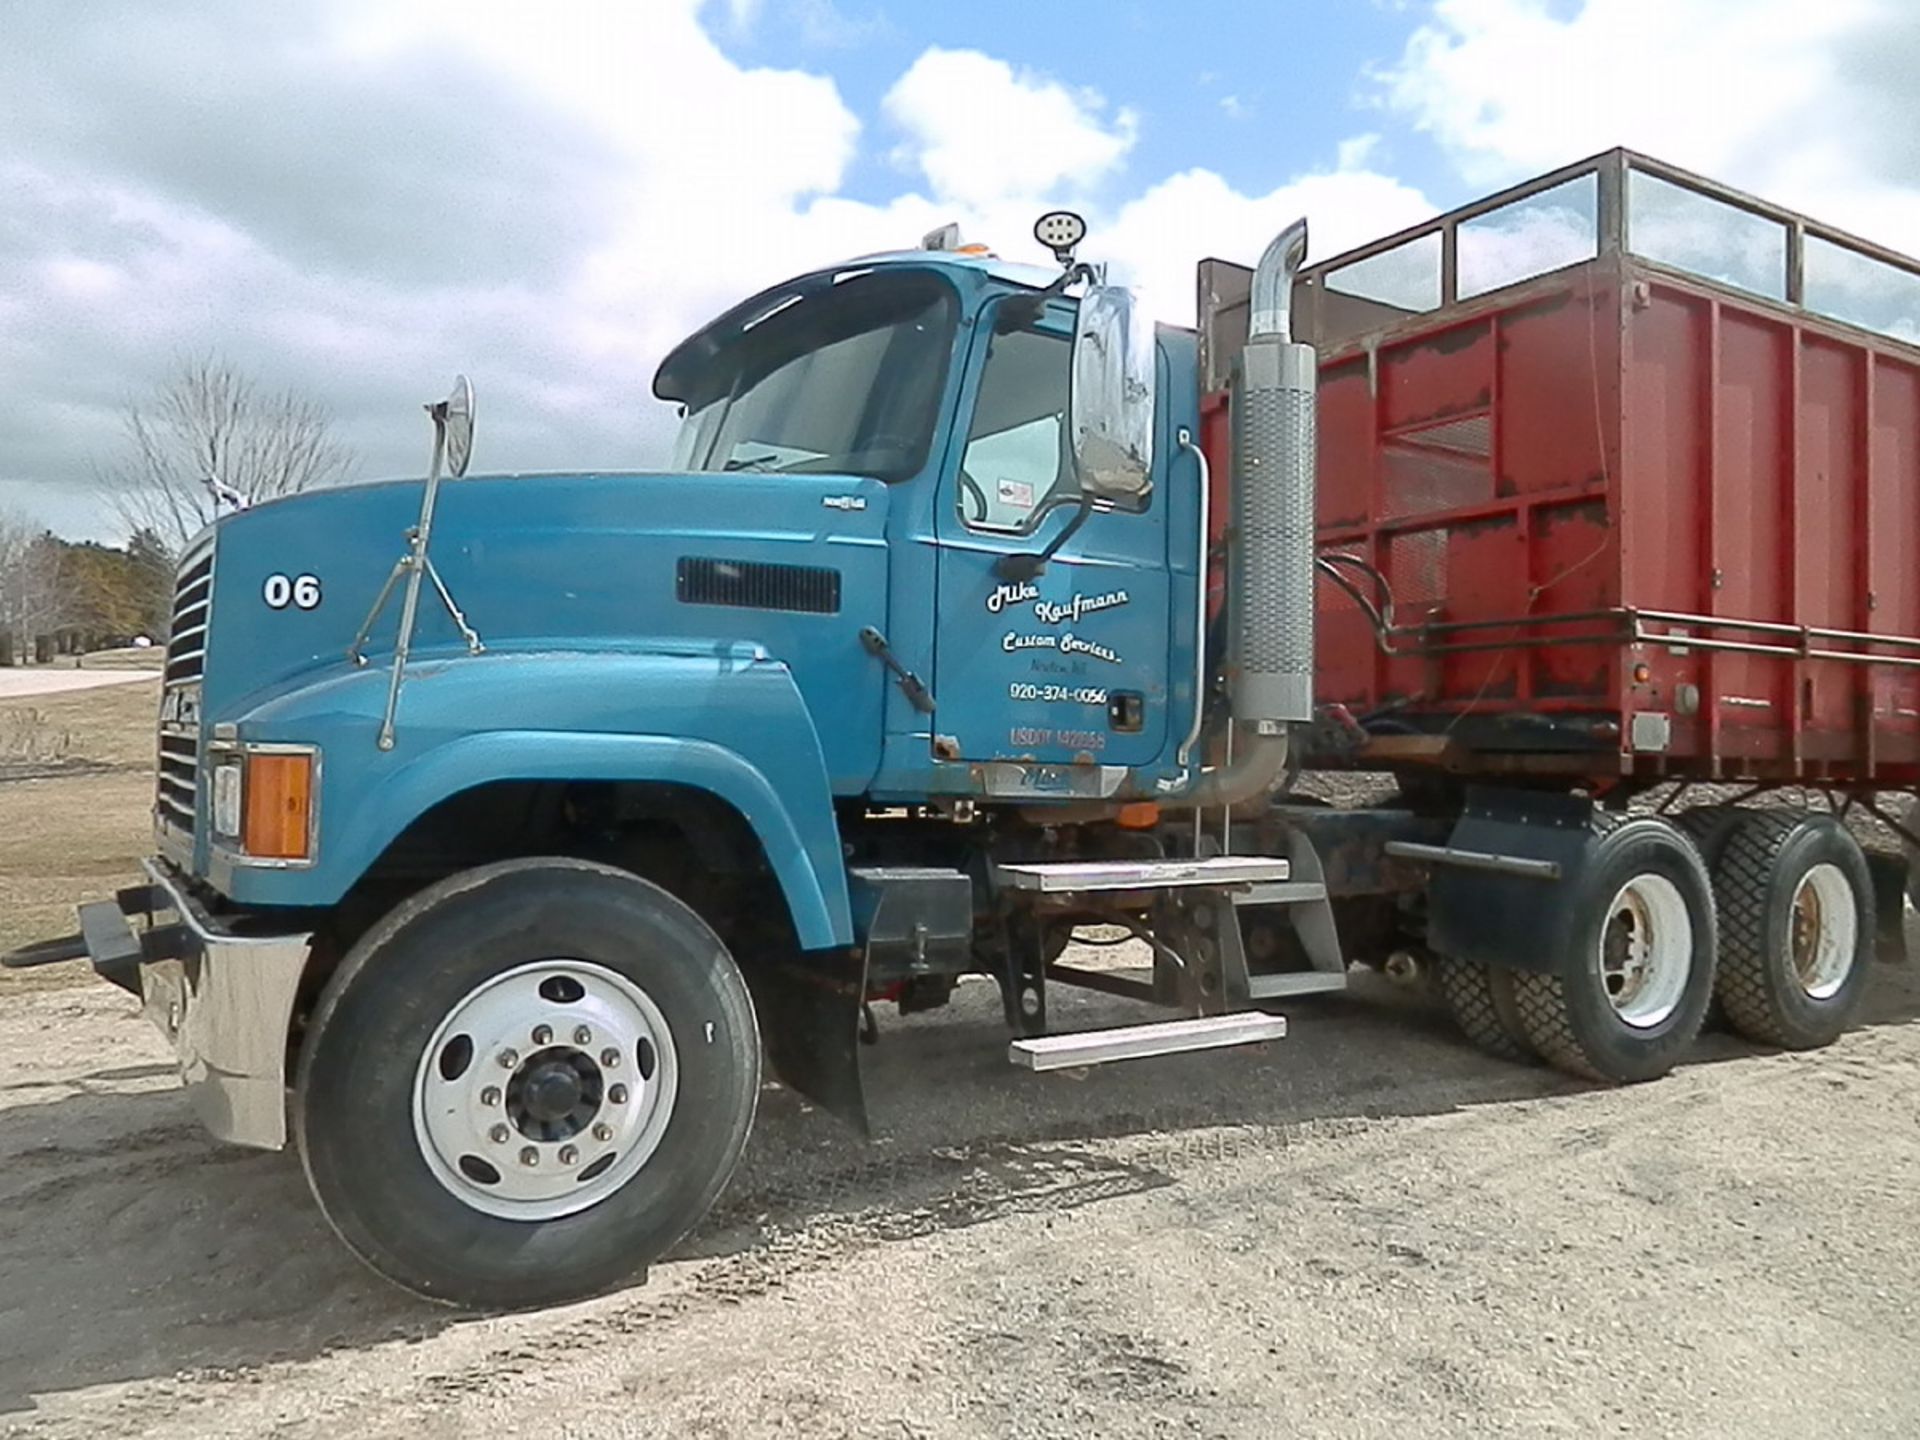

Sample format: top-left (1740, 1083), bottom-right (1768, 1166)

top-left (1790, 863), bottom-right (1857, 1000)
top-left (411, 959), bottom-right (679, 1221)
top-left (1598, 873), bottom-right (1693, 1029)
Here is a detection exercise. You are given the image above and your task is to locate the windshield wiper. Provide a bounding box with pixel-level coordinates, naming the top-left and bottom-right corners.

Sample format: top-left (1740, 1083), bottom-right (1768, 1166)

top-left (721, 451), bottom-right (783, 472)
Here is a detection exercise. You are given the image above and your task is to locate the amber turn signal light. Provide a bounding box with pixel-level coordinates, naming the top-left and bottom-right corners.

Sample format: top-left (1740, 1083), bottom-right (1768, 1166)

top-left (244, 752), bottom-right (314, 860)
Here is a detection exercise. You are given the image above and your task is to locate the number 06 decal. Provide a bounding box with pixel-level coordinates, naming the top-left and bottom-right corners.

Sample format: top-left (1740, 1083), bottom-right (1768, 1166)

top-left (263, 573), bottom-right (323, 610)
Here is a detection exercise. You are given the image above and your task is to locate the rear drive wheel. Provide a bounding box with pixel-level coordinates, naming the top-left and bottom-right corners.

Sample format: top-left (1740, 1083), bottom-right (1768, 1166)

top-left (296, 858), bottom-right (760, 1308)
top-left (1434, 954), bottom-right (1533, 1063)
top-left (1672, 807), bottom-right (1742, 1031)
top-left (1711, 812), bottom-right (1872, 1049)
top-left (1673, 806), bottom-right (1743, 867)
top-left (1512, 817), bottom-right (1716, 1083)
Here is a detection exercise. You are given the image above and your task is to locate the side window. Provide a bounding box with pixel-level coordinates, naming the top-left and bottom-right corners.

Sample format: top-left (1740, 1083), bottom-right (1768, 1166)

top-left (958, 324), bottom-right (1072, 533)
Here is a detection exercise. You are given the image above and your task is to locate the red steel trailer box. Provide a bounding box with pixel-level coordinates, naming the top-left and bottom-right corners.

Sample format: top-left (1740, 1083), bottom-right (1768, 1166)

top-left (1201, 149), bottom-right (1920, 789)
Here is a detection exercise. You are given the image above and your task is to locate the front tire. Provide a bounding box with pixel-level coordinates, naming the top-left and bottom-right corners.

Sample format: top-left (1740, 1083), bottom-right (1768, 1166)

top-left (1512, 817), bottom-right (1716, 1083)
top-left (296, 858), bottom-right (760, 1308)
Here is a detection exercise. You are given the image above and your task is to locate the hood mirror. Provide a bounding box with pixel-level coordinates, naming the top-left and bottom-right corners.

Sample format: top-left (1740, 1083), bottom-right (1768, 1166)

top-left (435, 374), bottom-right (476, 479)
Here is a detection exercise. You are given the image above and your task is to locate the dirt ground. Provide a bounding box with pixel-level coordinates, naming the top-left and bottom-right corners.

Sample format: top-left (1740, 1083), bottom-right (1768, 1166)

top-left (4, 690), bottom-right (1920, 1437)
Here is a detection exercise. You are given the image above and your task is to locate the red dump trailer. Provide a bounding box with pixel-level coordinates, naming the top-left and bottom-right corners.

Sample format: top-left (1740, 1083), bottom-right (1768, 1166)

top-left (1197, 150), bottom-right (1920, 1082)
top-left (1202, 147), bottom-right (1920, 789)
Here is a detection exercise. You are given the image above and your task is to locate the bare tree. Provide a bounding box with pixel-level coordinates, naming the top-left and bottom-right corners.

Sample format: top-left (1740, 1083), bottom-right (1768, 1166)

top-left (0, 505), bottom-right (63, 660)
top-left (95, 355), bottom-right (356, 552)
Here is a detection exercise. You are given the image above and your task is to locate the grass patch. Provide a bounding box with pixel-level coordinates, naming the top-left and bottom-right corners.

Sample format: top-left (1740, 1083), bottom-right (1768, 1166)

top-left (0, 684), bottom-right (157, 994)
top-left (77, 646), bottom-right (166, 670)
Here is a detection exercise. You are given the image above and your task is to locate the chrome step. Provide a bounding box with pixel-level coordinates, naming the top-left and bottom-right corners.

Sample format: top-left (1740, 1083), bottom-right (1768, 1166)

top-left (1247, 971), bottom-right (1348, 999)
top-left (1009, 1011), bottom-right (1288, 1071)
top-left (995, 856), bottom-right (1289, 894)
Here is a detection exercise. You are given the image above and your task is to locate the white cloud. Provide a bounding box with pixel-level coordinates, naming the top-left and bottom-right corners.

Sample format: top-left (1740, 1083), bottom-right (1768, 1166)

top-left (3, 1), bottom-right (1437, 542)
top-left (883, 48), bottom-right (1139, 209)
top-left (1380, 0), bottom-right (1920, 250)
top-left (1105, 158), bottom-right (1436, 325)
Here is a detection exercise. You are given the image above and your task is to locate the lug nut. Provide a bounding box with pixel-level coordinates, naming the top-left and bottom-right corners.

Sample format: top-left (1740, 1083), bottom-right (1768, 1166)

top-left (559, 1145), bottom-right (579, 1166)
top-left (480, 1086), bottom-right (501, 1106)
top-left (519, 1146), bottom-right (539, 1167)
top-left (607, 1084), bottom-right (628, 1105)
top-left (601, 1048), bottom-right (620, 1069)
top-left (592, 1122), bottom-right (614, 1142)
top-left (498, 1048), bottom-right (519, 1069)
top-left (573, 1026), bottom-right (593, 1046)
top-left (532, 1024), bottom-right (553, 1045)
top-left (489, 1124), bottom-right (510, 1144)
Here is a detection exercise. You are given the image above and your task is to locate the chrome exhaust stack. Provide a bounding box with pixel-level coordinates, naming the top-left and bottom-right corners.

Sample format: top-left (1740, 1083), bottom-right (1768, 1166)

top-left (1232, 217), bottom-right (1317, 726)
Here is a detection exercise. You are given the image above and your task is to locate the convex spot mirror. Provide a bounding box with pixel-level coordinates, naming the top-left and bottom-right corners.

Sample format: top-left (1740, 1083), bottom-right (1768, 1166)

top-left (436, 374), bottom-right (475, 479)
top-left (1069, 285), bottom-right (1153, 505)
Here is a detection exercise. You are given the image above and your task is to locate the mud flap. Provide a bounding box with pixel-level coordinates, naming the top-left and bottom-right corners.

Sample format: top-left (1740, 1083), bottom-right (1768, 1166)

top-left (1865, 849), bottom-right (1910, 967)
top-left (1424, 788), bottom-right (1597, 976)
top-left (751, 947), bottom-right (872, 1137)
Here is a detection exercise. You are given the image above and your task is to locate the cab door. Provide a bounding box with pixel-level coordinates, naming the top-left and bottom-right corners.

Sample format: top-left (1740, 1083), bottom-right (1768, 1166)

top-left (931, 297), bottom-right (1170, 771)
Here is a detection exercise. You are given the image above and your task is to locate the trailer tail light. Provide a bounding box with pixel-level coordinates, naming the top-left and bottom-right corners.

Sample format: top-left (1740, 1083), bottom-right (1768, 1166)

top-left (244, 751), bottom-right (315, 860)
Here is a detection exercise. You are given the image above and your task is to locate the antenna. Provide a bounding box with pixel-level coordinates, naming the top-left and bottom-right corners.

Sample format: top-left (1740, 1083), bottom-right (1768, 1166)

top-left (346, 375), bottom-right (485, 750)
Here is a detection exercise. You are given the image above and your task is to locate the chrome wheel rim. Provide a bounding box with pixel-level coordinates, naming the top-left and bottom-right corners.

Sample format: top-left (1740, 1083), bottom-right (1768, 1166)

top-left (411, 959), bottom-right (678, 1221)
top-left (1790, 863), bottom-right (1856, 1001)
top-left (1598, 873), bottom-right (1693, 1029)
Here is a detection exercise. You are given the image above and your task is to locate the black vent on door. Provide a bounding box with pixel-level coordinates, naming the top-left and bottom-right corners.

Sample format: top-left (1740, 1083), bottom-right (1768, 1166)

top-left (676, 557), bottom-right (842, 615)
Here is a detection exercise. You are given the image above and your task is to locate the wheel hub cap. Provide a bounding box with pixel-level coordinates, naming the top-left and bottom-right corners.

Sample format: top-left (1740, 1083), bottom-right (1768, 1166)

top-left (411, 959), bottom-right (678, 1221)
top-left (1790, 863), bottom-right (1857, 1000)
top-left (508, 1049), bottom-right (601, 1138)
top-left (1598, 873), bottom-right (1692, 1030)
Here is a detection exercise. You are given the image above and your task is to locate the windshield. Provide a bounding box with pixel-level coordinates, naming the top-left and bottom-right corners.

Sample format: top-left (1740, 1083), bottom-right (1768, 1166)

top-left (664, 270), bottom-right (957, 481)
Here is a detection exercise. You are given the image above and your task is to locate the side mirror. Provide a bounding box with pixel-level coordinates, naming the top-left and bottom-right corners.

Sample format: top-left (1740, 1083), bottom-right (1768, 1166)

top-left (1069, 284), bottom-right (1154, 504)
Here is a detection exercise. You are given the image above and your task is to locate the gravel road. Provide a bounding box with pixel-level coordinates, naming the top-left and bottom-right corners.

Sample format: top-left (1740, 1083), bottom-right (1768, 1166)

top-left (5, 940), bottom-right (1919, 1438)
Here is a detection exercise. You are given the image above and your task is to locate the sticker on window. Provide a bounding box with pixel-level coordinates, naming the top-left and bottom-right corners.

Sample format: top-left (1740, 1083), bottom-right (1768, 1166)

top-left (996, 478), bottom-right (1036, 510)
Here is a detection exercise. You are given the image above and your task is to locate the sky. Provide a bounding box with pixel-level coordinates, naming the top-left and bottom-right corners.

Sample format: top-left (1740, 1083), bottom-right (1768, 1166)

top-left (5, 0), bottom-right (1920, 543)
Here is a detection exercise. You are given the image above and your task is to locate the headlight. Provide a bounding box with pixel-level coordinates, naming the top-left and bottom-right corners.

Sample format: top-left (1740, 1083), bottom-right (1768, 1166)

top-left (212, 762), bottom-right (243, 838)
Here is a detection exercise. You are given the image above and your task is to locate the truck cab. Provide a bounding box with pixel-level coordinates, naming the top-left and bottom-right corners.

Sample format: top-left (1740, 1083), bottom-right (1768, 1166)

top-left (23, 212), bottom-right (1322, 1306)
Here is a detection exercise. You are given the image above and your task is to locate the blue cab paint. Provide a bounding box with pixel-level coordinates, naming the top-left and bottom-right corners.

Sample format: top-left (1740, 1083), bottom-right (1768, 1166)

top-left (177, 253), bottom-right (1204, 950)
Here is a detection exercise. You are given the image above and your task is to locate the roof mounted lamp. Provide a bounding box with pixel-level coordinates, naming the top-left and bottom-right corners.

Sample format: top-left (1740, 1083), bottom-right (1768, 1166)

top-left (1033, 210), bottom-right (1088, 269)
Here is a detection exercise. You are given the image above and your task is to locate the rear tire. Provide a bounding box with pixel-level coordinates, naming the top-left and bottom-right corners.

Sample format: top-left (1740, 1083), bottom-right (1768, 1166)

top-left (1672, 807), bottom-right (1742, 1031)
top-left (296, 858), bottom-right (760, 1308)
top-left (1434, 955), bottom-right (1532, 1063)
top-left (1511, 817), bottom-right (1716, 1083)
top-left (1673, 806), bottom-right (1743, 867)
top-left (1711, 812), bottom-right (1872, 1049)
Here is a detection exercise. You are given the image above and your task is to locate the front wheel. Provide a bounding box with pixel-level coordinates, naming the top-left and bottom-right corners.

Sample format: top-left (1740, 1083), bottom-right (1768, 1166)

top-left (296, 858), bottom-right (760, 1308)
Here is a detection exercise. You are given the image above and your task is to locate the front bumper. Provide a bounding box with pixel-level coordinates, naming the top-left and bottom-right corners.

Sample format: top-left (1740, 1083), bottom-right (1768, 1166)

top-left (2, 860), bottom-right (311, 1150)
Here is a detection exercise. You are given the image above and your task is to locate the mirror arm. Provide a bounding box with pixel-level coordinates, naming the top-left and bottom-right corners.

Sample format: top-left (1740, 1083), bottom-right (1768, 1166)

top-left (992, 498), bottom-right (1093, 582)
top-left (995, 262), bottom-right (1104, 334)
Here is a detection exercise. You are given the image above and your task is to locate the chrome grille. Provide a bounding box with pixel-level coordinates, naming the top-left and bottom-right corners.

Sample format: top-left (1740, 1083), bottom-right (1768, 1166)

top-left (164, 552), bottom-right (213, 684)
top-left (156, 543), bottom-right (213, 847)
top-left (157, 730), bottom-right (197, 827)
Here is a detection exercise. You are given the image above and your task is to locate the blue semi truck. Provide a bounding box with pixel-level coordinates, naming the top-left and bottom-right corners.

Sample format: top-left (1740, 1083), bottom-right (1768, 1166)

top-left (8, 180), bottom-right (1892, 1306)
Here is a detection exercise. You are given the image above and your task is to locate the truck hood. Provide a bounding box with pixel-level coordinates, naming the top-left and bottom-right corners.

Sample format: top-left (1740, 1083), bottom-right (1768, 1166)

top-left (185, 469), bottom-right (891, 725)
